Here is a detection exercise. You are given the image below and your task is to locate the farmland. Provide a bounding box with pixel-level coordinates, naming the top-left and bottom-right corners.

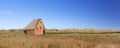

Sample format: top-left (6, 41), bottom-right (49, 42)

top-left (0, 30), bottom-right (120, 48)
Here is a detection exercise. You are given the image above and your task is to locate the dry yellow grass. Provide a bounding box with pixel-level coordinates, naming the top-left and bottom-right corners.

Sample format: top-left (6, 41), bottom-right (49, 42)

top-left (0, 30), bottom-right (120, 48)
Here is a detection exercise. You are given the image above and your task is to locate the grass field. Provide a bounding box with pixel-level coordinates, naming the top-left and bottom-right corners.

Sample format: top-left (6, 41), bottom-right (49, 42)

top-left (0, 30), bottom-right (120, 48)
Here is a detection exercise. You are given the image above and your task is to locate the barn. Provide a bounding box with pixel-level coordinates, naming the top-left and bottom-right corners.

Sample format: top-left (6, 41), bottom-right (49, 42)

top-left (23, 19), bottom-right (45, 35)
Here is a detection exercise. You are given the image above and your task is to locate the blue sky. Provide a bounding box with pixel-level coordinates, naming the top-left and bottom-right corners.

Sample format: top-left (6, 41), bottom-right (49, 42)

top-left (0, 0), bottom-right (120, 30)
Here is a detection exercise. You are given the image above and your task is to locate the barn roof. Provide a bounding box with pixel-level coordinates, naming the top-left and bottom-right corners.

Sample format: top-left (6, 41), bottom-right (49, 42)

top-left (24, 19), bottom-right (42, 29)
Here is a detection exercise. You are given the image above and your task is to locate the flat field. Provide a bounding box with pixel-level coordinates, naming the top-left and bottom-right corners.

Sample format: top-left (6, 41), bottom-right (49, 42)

top-left (0, 30), bottom-right (120, 48)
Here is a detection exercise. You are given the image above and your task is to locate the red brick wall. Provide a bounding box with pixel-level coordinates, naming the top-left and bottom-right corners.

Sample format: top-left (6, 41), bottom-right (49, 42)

top-left (23, 29), bottom-right (34, 34)
top-left (34, 20), bottom-right (44, 35)
top-left (29, 30), bottom-right (34, 34)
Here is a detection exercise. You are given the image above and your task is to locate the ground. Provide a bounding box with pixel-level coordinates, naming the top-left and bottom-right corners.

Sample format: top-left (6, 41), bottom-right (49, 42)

top-left (0, 30), bottom-right (120, 48)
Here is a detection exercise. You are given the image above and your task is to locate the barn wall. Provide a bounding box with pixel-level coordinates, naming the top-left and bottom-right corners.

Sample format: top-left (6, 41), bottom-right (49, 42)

top-left (34, 20), bottom-right (44, 35)
top-left (23, 29), bottom-right (34, 34)
top-left (28, 30), bottom-right (34, 34)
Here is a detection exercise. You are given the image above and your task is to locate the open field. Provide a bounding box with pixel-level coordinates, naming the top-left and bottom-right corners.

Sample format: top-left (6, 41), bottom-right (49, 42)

top-left (0, 30), bottom-right (120, 48)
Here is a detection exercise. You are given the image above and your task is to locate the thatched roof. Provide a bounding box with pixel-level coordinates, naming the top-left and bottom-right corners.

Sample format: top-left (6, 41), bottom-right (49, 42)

top-left (24, 19), bottom-right (42, 29)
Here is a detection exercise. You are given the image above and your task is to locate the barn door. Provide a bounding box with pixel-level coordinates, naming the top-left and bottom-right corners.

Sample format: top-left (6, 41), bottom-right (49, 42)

top-left (24, 30), bottom-right (27, 35)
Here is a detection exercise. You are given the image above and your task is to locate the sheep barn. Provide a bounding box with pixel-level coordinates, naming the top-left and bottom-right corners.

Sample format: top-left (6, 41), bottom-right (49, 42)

top-left (23, 19), bottom-right (45, 35)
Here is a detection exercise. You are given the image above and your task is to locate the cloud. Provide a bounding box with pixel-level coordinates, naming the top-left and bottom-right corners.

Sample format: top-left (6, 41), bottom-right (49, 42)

top-left (0, 11), bottom-right (13, 15)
